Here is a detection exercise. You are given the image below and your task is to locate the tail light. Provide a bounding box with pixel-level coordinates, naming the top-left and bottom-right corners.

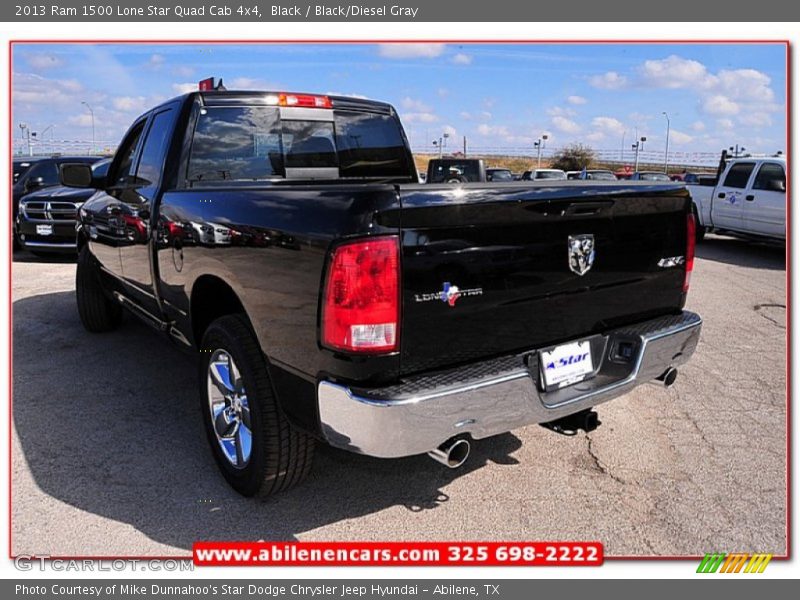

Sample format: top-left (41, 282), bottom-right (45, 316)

top-left (684, 213), bottom-right (696, 293)
top-left (321, 236), bottom-right (400, 353)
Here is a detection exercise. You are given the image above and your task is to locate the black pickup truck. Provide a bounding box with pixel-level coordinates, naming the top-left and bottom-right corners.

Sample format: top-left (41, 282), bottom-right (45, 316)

top-left (61, 88), bottom-right (702, 497)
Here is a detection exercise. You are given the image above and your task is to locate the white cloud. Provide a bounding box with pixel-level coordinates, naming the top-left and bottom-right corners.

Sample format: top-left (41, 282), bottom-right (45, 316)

top-left (591, 116), bottom-right (626, 136)
top-left (702, 94), bottom-right (740, 116)
top-left (148, 54), bottom-right (166, 68)
top-left (567, 95), bottom-right (587, 105)
top-left (377, 43), bottom-right (446, 59)
top-left (551, 116), bottom-right (581, 134)
top-left (717, 118), bottom-right (735, 130)
top-left (477, 123), bottom-right (511, 137)
top-left (112, 96), bottom-right (147, 112)
top-left (716, 68), bottom-right (775, 103)
top-left (228, 77), bottom-right (278, 90)
top-left (400, 97), bottom-right (432, 112)
top-left (638, 55), bottom-right (712, 89)
top-left (589, 71), bottom-right (628, 90)
top-left (459, 111), bottom-right (472, 120)
top-left (67, 114), bottom-right (94, 127)
top-left (403, 112), bottom-right (439, 123)
top-left (691, 121), bottom-right (706, 132)
top-left (738, 111), bottom-right (773, 127)
top-left (547, 106), bottom-right (577, 118)
top-left (437, 87), bottom-right (449, 98)
top-left (669, 130), bottom-right (693, 145)
top-left (172, 82), bottom-right (198, 94)
top-left (171, 65), bottom-right (195, 78)
top-left (451, 53), bottom-right (472, 65)
top-left (27, 53), bottom-right (65, 70)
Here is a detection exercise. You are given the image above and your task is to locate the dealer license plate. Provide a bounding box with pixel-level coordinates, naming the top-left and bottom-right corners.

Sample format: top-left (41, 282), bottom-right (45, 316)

top-left (36, 224), bottom-right (53, 236)
top-left (540, 340), bottom-right (594, 388)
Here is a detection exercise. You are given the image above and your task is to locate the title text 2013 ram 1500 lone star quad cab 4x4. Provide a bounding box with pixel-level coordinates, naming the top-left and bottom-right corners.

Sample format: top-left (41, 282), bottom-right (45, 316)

top-left (60, 87), bottom-right (702, 497)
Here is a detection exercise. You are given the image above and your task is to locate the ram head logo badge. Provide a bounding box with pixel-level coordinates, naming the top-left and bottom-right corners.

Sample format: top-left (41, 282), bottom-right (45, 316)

top-left (568, 234), bottom-right (595, 276)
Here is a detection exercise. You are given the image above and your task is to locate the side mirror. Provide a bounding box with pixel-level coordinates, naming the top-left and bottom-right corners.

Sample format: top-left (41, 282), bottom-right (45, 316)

top-left (767, 179), bottom-right (786, 192)
top-left (25, 176), bottom-right (45, 191)
top-left (60, 163), bottom-right (95, 188)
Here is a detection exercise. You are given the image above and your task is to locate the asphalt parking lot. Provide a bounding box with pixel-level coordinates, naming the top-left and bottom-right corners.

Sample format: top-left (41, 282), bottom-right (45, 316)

top-left (11, 233), bottom-right (787, 558)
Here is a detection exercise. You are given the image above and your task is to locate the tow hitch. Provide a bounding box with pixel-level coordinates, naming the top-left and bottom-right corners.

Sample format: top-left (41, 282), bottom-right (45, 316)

top-left (541, 409), bottom-right (600, 436)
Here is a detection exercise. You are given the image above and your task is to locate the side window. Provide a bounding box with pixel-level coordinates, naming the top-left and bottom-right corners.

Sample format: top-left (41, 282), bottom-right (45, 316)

top-left (752, 163), bottom-right (786, 191)
top-left (722, 162), bottom-right (756, 189)
top-left (136, 108), bottom-right (176, 192)
top-left (111, 120), bottom-right (146, 187)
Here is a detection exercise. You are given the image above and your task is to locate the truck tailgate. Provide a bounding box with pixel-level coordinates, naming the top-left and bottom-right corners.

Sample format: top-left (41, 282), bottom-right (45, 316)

top-left (398, 182), bottom-right (690, 374)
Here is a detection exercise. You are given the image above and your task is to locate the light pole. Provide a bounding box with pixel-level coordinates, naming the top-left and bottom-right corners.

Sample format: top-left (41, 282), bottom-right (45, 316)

top-left (19, 123), bottom-right (32, 156)
top-left (621, 130), bottom-right (626, 162)
top-left (534, 134), bottom-right (549, 168)
top-left (81, 101), bottom-right (95, 154)
top-left (632, 136), bottom-right (646, 172)
top-left (662, 112), bottom-right (670, 174)
top-left (41, 124), bottom-right (55, 154)
top-left (729, 144), bottom-right (746, 158)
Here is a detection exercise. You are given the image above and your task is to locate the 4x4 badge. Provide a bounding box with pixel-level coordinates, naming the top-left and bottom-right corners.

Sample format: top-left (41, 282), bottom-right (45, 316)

top-left (568, 234), bottom-right (595, 276)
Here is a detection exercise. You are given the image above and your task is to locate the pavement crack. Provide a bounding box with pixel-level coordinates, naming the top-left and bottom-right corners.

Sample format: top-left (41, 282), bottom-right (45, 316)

top-left (585, 433), bottom-right (627, 485)
top-left (753, 303), bottom-right (787, 329)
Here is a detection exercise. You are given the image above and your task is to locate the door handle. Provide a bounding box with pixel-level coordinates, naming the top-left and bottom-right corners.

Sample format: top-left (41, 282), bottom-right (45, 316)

top-left (717, 193), bottom-right (726, 199)
top-left (745, 195), bottom-right (755, 201)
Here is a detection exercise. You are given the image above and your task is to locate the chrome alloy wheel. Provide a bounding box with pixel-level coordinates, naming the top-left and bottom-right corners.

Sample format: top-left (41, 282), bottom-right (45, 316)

top-left (207, 349), bottom-right (252, 468)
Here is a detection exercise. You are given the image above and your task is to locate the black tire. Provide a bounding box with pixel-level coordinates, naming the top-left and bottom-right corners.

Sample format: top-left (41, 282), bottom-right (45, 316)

top-left (199, 314), bottom-right (315, 497)
top-left (76, 245), bottom-right (123, 332)
top-left (692, 206), bottom-right (706, 243)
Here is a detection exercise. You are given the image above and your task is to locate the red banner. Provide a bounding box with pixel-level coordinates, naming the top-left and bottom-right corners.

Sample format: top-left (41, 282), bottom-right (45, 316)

top-left (193, 541), bottom-right (603, 566)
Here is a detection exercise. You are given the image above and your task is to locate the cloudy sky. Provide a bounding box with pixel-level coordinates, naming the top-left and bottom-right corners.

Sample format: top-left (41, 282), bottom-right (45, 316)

top-left (12, 42), bottom-right (786, 162)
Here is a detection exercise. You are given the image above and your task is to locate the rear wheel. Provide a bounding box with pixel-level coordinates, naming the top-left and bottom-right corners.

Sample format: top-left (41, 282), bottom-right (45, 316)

top-left (199, 314), bottom-right (315, 497)
top-left (692, 206), bottom-right (706, 243)
top-left (76, 245), bottom-right (123, 332)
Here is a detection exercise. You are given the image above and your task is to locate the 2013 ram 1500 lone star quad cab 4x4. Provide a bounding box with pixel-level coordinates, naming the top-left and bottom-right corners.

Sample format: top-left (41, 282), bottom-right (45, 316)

top-left (60, 88), bottom-right (702, 497)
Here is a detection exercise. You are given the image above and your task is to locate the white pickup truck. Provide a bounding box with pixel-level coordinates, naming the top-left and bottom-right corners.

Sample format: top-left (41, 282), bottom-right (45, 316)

top-left (689, 156), bottom-right (786, 242)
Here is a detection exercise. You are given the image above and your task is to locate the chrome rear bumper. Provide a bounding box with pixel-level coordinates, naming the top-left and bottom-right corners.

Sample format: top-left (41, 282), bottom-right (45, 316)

top-left (318, 311), bottom-right (702, 458)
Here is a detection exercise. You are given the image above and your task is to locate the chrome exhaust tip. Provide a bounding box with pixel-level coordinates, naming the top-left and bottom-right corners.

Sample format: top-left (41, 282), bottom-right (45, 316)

top-left (657, 367), bottom-right (678, 387)
top-left (428, 438), bottom-right (471, 469)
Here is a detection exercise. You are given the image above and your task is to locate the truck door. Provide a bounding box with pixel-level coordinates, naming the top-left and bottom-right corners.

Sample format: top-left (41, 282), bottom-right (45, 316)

top-left (744, 161), bottom-right (786, 239)
top-left (117, 104), bottom-right (179, 318)
top-left (86, 117), bottom-right (147, 278)
top-left (713, 161), bottom-right (756, 232)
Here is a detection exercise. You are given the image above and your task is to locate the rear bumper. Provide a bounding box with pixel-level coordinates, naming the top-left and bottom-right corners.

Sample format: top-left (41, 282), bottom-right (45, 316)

top-left (318, 311), bottom-right (702, 458)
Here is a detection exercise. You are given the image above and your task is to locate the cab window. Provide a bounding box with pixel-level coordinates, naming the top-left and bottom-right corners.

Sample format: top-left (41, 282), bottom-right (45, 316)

top-left (722, 162), bottom-right (756, 189)
top-left (752, 162), bottom-right (785, 191)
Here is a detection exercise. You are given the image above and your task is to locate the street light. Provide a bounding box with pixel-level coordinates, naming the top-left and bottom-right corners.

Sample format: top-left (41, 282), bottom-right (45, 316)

top-left (81, 101), bottom-right (95, 154)
top-left (534, 134), bottom-right (549, 168)
top-left (632, 136), bottom-right (647, 172)
top-left (19, 123), bottom-right (32, 157)
top-left (433, 132), bottom-right (450, 159)
top-left (662, 112), bottom-right (671, 174)
top-left (729, 144), bottom-right (746, 158)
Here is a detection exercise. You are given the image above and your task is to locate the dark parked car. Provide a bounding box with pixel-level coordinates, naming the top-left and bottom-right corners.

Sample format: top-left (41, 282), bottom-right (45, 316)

top-left (486, 168), bottom-right (514, 182)
top-left (426, 158), bottom-right (487, 183)
top-left (630, 171), bottom-right (673, 182)
top-left (63, 87), bottom-right (701, 497)
top-left (17, 158), bottom-right (111, 255)
top-left (12, 155), bottom-right (99, 248)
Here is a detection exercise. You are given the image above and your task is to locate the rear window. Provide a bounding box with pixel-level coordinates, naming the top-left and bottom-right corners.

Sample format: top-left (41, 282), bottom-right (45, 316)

top-left (186, 105), bottom-right (410, 185)
top-left (428, 161), bottom-right (482, 183)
